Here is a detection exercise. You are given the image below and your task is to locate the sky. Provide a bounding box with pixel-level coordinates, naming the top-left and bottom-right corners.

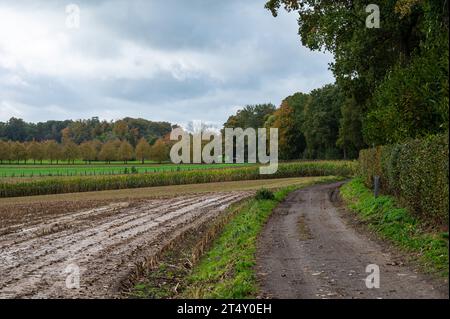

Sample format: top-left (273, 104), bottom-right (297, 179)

top-left (0, 0), bottom-right (334, 127)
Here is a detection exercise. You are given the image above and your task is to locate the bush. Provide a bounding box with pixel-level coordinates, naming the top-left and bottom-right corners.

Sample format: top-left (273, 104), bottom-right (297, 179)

top-left (255, 188), bottom-right (275, 200)
top-left (358, 133), bottom-right (449, 227)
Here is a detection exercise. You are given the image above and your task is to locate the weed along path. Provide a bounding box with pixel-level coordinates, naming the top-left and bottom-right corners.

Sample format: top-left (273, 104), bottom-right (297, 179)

top-left (0, 192), bottom-right (251, 298)
top-left (256, 182), bottom-right (448, 299)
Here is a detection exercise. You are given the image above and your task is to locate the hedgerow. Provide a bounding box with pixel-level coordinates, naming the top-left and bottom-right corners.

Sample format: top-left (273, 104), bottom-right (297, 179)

top-left (359, 134), bottom-right (448, 226)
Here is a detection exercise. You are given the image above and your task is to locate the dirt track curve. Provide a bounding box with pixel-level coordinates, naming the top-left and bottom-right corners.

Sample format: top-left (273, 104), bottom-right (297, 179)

top-left (256, 182), bottom-right (448, 299)
top-left (0, 192), bottom-right (250, 298)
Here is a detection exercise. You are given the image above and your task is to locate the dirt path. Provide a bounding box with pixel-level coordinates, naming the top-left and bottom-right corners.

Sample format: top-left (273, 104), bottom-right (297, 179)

top-left (256, 182), bottom-right (448, 299)
top-left (0, 192), bottom-right (251, 298)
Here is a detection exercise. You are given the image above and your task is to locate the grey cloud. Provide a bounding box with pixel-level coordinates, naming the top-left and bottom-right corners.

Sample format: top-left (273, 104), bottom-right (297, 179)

top-left (0, 0), bottom-right (334, 125)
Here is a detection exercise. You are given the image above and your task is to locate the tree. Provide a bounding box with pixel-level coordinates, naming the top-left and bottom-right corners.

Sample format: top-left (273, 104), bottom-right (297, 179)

top-left (267, 93), bottom-right (309, 160)
top-left (364, 41), bottom-right (449, 145)
top-left (302, 85), bottom-right (342, 159)
top-left (45, 140), bottom-right (61, 164)
top-left (113, 120), bottom-right (129, 140)
top-left (4, 118), bottom-right (28, 141)
top-left (223, 104), bottom-right (276, 162)
top-left (118, 140), bottom-right (134, 164)
top-left (62, 140), bottom-right (79, 164)
top-left (265, 0), bottom-right (449, 147)
top-left (135, 138), bottom-right (151, 164)
top-left (61, 127), bottom-right (72, 144)
top-left (149, 139), bottom-right (169, 164)
top-left (128, 127), bottom-right (140, 147)
top-left (91, 140), bottom-right (103, 160)
top-left (79, 141), bottom-right (97, 164)
top-left (27, 141), bottom-right (45, 164)
top-left (68, 120), bottom-right (91, 144)
top-left (337, 96), bottom-right (365, 159)
top-left (10, 142), bottom-right (27, 164)
top-left (7, 141), bottom-right (14, 163)
top-left (0, 140), bottom-right (11, 164)
top-left (99, 140), bottom-right (118, 164)
top-left (223, 104), bottom-right (276, 129)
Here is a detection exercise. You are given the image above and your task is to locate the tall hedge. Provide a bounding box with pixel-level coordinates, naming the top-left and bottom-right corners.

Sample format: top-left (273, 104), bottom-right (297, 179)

top-left (359, 134), bottom-right (449, 227)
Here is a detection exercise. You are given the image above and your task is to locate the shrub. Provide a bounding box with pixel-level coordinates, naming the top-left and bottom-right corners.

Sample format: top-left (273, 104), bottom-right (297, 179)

top-left (255, 188), bottom-right (275, 200)
top-left (358, 133), bottom-right (449, 227)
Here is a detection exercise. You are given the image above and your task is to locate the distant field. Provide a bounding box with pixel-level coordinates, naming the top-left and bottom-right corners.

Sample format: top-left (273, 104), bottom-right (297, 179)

top-left (0, 161), bottom-right (357, 198)
top-left (0, 160), bottom-right (160, 165)
top-left (0, 163), bottom-right (252, 178)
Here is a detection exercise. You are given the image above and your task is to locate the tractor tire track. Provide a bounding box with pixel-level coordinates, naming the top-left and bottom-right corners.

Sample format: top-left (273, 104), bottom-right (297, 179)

top-left (0, 191), bottom-right (250, 298)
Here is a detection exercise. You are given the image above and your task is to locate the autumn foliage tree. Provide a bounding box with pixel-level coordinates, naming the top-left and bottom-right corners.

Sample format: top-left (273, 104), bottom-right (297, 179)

top-left (79, 141), bottom-right (98, 164)
top-left (269, 93), bottom-right (308, 160)
top-left (10, 142), bottom-right (27, 164)
top-left (27, 141), bottom-right (45, 164)
top-left (149, 139), bottom-right (169, 163)
top-left (118, 140), bottom-right (134, 164)
top-left (135, 138), bottom-right (151, 164)
top-left (0, 140), bottom-right (10, 164)
top-left (62, 140), bottom-right (80, 164)
top-left (113, 120), bottom-right (129, 140)
top-left (99, 140), bottom-right (118, 164)
top-left (45, 140), bottom-right (61, 164)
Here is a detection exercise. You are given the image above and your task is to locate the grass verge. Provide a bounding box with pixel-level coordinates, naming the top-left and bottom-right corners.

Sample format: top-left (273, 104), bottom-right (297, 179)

top-left (181, 187), bottom-right (292, 299)
top-left (131, 176), bottom-right (341, 299)
top-left (340, 178), bottom-right (449, 277)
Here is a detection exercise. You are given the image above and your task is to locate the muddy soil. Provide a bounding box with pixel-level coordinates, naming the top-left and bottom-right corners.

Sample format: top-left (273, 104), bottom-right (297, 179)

top-left (0, 192), bottom-right (251, 298)
top-left (256, 182), bottom-right (448, 299)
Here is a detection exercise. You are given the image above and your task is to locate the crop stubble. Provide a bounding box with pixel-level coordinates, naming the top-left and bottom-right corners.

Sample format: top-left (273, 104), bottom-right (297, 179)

top-left (0, 192), bottom-right (251, 298)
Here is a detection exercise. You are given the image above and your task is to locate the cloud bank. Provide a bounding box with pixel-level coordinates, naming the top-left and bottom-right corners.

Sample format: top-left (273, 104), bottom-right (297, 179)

top-left (0, 0), bottom-right (334, 126)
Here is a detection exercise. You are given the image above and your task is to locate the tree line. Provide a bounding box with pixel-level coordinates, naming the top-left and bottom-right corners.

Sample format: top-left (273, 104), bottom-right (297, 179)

top-left (1, 2), bottom-right (447, 163)
top-left (0, 137), bottom-right (170, 165)
top-left (259, 0), bottom-right (448, 156)
top-left (0, 117), bottom-right (173, 146)
top-left (223, 93), bottom-right (344, 160)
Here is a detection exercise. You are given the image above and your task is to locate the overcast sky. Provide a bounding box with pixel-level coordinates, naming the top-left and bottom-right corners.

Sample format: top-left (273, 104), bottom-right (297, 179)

top-left (0, 0), bottom-right (334, 127)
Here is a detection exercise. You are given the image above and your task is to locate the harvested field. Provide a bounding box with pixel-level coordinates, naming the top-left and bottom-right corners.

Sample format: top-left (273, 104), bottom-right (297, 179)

top-left (0, 192), bottom-right (251, 298)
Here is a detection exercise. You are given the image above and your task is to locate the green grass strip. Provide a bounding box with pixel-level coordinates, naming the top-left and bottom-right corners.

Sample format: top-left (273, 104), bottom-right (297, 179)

top-left (181, 186), bottom-right (300, 299)
top-left (340, 178), bottom-right (449, 277)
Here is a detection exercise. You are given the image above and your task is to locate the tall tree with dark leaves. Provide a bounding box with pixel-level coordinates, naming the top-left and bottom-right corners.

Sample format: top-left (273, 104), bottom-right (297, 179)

top-left (265, 0), bottom-right (448, 147)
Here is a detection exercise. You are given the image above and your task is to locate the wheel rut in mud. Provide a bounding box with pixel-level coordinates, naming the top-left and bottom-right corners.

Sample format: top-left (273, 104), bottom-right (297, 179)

top-left (0, 191), bottom-right (251, 298)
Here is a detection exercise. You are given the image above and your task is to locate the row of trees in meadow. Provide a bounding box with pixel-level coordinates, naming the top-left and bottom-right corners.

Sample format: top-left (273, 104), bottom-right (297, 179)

top-left (0, 137), bottom-right (170, 165)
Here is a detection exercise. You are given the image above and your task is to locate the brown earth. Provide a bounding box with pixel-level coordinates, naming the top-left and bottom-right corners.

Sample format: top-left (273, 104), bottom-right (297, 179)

top-left (0, 192), bottom-right (251, 298)
top-left (256, 182), bottom-right (448, 299)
